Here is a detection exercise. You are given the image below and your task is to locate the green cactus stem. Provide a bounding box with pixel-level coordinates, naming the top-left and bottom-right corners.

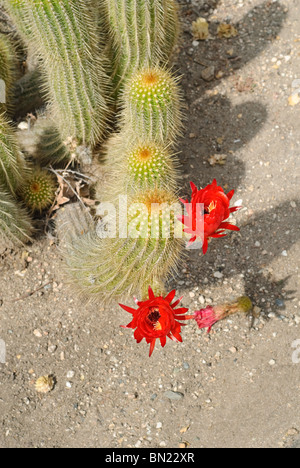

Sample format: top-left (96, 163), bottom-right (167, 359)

top-left (5, 0), bottom-right (111, 147)
top-left (100, 134), bottom-right (179, 202)
top-left (100, 0), bottom-right (180, 94)
top-left (0, 186), bottom-right (33, 246)
top-left (0, 33), bottom-right (19, 113)
top-left (123, 67), bottom-right (182, 144)
top-left (0, 113), bottom-right (27, 196)
top-left (64, 188), bottom-right (184, 303)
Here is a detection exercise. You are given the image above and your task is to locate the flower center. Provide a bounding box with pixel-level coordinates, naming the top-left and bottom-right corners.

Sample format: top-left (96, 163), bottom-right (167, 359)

top-left (147, 307), bottom-right (162, 330)
top-left (204, 201), bottom-right (217, 215)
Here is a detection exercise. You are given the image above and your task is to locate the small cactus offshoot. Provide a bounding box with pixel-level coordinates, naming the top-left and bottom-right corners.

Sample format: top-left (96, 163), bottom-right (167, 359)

top-left (123, 67), bottom-right (182, 144)
top-left (21, 170), bottom-right (57, 212)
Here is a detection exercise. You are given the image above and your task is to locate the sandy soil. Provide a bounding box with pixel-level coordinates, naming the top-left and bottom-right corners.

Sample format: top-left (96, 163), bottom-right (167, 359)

top-left (0, 0), bottom-right (300, 448)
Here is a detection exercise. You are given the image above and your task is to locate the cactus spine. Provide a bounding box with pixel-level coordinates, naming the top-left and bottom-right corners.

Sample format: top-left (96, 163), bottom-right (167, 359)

top-left (0, 33), bottom-right (19, 113)
top-left (123, 67), bottom-right (182, 144)
top-left (5, 0), bottom-right (110, 149)
top-left (21, 169), bottom-right (57, 212)
top-left (65, 188), bottom-right (183, 303)
top-left (101, 133), bottom-right (179, 202)
top-left (0, 113), bottom-right (27, 196)
top-left (100, 0), bottom-right (179, 94)
top-left (0, 187), bottom-right (33, 246)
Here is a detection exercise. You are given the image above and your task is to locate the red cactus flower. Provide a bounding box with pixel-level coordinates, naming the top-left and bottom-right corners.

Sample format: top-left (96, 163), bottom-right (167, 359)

top-left (179, 179), bottom-right (241, 254)
top-left (120, 287), bottom-right (194, 357)
top-left (194, 297), bottom-right (253, 333)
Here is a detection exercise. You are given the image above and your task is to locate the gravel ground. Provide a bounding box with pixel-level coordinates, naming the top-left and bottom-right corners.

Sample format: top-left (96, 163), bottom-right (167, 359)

top-left (0, 0), bottom-right (300, 448)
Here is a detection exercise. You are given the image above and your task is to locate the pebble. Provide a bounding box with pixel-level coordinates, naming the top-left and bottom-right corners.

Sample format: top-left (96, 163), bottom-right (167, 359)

top-left (269, 360), bottom-right (276, 366)
top-left (199, 295), bottom-right (205, 305)
top-left (213, 272), bottom-right (223, 279)
top-left (164, 390), bottom-right (184, 401)
top-left (33, 329), bottom-right (42, 338)
top-left (67, 371), bottom-right (75, 379)
top-left (66, 382), bottom-right (72, 389)
top-left (201, 66), bottom-right (215, 82)
top-left (282, 250), bottom-right (288, 257)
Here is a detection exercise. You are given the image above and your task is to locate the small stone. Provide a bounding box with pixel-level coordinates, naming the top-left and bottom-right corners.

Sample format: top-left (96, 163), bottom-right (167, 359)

top-left (33, 329), bottom-right (42, 338)
top-left (213, 271), bottom-right (223, 279)
top-left (269, 359), bottom-right (276, 366)
top-left (199, 295), bottom-right (205, 305)
top-left (66, 382), bottom-right (72, 389)
top-left (290, 201), bottom-right (297, 208)
top-left (18, 121), bottom-right (29, 130)
top-left (201, 66), bottom-right (215, 82)
top-left (164, 390), bottom-right (184, 401)
top-left (255, 241), bottom-right (261, 247)
top-left (189, 292), bottom-right (195, 298)
top-left (48, 345), bottom-right (57, 354)
top-left (156, 422), bottom-right (163, 429)
top-left (282, 250), bottom-right (288, 257)
top-left (67, 371), bottom-right (75, 379)
top-left (229, 347), bottom-right (237, 354)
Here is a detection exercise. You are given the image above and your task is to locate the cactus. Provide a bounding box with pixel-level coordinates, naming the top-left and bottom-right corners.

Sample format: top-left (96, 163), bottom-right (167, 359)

top-left (101, 133), bottom-right (179, 201)
top-left (122, 67), bottom-right (182, 144)
top-left (0, 113), bottom-right (27, 196)
top-left (65, 188), bottom-right (184, 303)
top-left (0, 33), bottom-right (19, 113)
top-left (99, 0), bottom-right (180, 93)
top-left (13, 69), bottom-right (45, 118)
top-left (21, 169), bottom-right (57, 212)
top-left (0, 187), bottom-right (33, 246)
top-left (5, 0), bottom-right (110, 148)
top-left (35, 125), bottom-right (72, 168)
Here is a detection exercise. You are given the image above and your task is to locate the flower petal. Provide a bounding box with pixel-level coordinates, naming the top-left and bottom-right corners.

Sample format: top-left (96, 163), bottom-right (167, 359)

top-left (119, 304), bottom-right (136, 314)
top-left (149, 340), bottom-right (156, 357)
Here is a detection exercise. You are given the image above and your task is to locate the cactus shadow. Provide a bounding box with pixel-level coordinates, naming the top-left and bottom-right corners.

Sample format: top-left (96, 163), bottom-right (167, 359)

top-left (182, 199), bottom-right (299, 318)
top-left (178, 94), bottom-right (268, 192)
top-left (178, 0), bottom-right (288, 85)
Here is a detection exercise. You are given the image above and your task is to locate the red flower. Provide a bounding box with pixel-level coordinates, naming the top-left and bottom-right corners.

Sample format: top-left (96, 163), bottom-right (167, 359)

top-left (179, 179), bottom-right (241, 254)
top-left (120, 287), bottom-right (194, 357)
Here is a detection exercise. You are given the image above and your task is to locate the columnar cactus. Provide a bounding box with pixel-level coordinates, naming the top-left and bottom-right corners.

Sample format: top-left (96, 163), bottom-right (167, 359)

top-left (5, 0), bottom-right (111, 148)
top-left (99, 0), bottom-right (180, 93)
top-left (0, 187), bottom-right (33, 246)
top-left (65, 188), bottom-right (183, 303)
top-left (103, 133), bottom-right (179, 197)
top-left (0, 33), bottom-right (19, 113)
top-left (0, 113), bottom-right (27, 196)
top-left (122, 67), bottom-right (182, 144)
